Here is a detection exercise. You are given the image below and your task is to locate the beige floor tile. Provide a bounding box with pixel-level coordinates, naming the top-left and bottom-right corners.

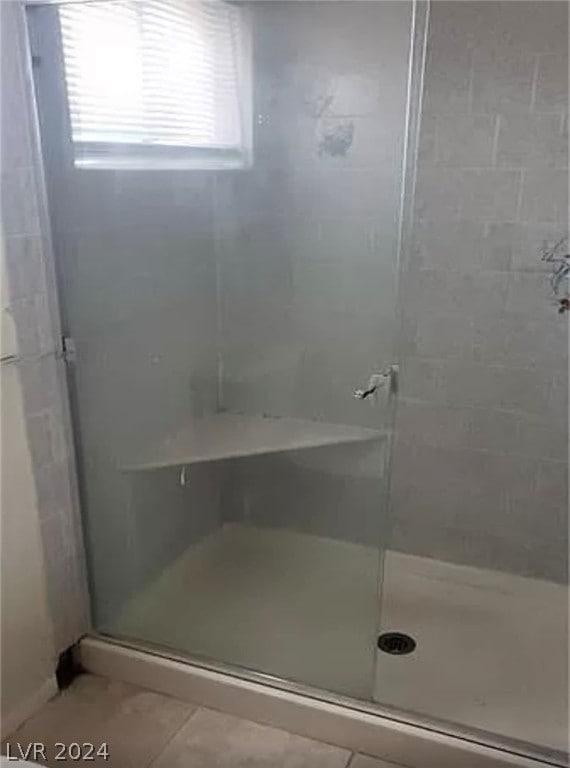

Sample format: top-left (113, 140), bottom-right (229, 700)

top-left (150, 707), bottom-right (351, 768)
top-left (3, 674), bottom-right (196, 768)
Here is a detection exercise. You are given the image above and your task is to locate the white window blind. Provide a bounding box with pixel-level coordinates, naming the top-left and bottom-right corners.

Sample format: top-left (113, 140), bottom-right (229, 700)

top-left (58, 0), bottom-right (249, 166)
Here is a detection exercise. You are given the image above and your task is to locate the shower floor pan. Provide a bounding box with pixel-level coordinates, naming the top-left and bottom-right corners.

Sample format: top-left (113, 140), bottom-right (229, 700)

top-left (103, 523), bottom-right (568, 756)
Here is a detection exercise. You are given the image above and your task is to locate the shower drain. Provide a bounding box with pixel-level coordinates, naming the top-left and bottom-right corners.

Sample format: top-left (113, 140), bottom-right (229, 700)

top-left (377, 632), bottom-right (416, 655)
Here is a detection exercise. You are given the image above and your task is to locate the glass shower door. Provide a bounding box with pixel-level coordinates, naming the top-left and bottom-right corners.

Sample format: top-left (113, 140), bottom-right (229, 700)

top-left (30, 0), bottom-right (419, 701)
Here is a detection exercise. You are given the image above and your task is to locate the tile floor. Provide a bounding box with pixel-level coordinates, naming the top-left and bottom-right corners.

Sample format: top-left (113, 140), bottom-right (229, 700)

top-left (3, 675), bottom-right (404, 768)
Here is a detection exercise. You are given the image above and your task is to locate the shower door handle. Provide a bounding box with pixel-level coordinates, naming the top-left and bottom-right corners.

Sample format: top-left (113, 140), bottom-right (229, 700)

top-left (353, 365), bottom-right (398, 399)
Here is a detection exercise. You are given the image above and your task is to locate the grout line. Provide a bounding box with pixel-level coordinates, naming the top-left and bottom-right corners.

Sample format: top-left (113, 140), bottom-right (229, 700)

top-left (395, 422), bottom-right (567, 464)
top-left (414, 215), bottom-right (567, 227)
top-left (490, 114), bottom-right (501, 167)
top-left (514, 168), bottom-right (525, 222)
top-left (432, 116), bottom-right (439, 166)
top-left (467, 57), bottom-right (475, 114)
top-left (529, 53), bottom-right (541, 112)
top-left (147, 702), bottom-right (200, 768)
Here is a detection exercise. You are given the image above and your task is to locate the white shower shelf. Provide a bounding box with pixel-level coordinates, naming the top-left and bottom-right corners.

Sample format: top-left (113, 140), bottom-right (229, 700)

top-left (121, 413), bottom-right (384, 472)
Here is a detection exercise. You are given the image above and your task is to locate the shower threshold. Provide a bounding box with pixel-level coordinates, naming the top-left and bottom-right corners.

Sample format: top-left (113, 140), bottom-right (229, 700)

top-left (79, 634), bottom-right (565, 768)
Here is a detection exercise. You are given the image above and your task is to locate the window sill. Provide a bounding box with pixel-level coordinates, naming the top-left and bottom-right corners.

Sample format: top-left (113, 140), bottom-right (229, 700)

top-left (73, 143), bottom-right (252, 171)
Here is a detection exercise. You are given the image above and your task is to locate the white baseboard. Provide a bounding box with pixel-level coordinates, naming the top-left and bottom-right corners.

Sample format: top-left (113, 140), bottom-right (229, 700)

top-left (1, 675), bottom-right (58, 739)
top-left (79, 637), bottom-right (562, 768)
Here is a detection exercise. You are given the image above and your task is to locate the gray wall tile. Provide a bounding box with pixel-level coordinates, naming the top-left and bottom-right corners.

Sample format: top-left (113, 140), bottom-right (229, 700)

top-left (403, 268), bottom-right (509, 317)
top-left (535, 53), bottom-right (569, 113)
top-left (519, 169), bottom-right (569, 224)
top-left (398, 398), bottom-right (567, 464)
top-left (416, 168), bottom-right (522, 222)
top-left (471, 52), bottom-right (535, 114)
top-left (391, 440), bottom-right (567, 580)
top-left (414, 219), bottom-right (520, 272)
top-left (433, 115), bottom-right (497, 167)
top-left (0, 167), bottom-right (41, 237)
top-left (430, 1), bottom-right (567, 58)
top-left (421, 23), bottom-right (471, 115)
top-left (496, 114), bottom-right (568, 169)
top-left (412, 220), bottom-right (487, 271)
top-left (505, 272), bottom-right (560, 318)
top-left (401, 357), bottom-right (554, 416)
top-left (415, 168), bottom-right (464, 220)
top-left (26, 412), bottom-right (54, 470)
top-left (501, 313), bottom-right (568, 370)
top-left (458, 169), bottom-right (522, 221)
top-left (392, 1), bottom-right (568, 581)
top-left (405, 312), bottom-right (507, 365)
top-left (1, 1), bottom-right (89, 652)
top-left (486, 222), bottom-right (560, 272)
top-left (3, 236), bottom-right (45, 299)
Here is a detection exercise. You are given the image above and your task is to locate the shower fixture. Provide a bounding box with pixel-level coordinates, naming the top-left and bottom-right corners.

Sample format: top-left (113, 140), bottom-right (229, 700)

top-left (353, 366), bottom-right (398, 399)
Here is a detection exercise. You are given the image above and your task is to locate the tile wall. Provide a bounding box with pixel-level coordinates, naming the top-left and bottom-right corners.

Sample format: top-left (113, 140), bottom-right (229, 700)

top-left (391, 0), bottom-right (569, 581)
top-left (0, 1), bottom-right (89, 651)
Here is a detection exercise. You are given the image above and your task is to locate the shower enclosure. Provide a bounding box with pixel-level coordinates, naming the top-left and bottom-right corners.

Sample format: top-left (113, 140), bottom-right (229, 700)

top-left (27, 0), bottom-right (568, 765)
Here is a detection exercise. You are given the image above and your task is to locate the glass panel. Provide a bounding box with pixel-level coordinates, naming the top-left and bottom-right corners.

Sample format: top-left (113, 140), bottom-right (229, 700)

top-left (30, 0), bottom-right (416, 700)
top-left (375, 1), bottom-right (569, 761)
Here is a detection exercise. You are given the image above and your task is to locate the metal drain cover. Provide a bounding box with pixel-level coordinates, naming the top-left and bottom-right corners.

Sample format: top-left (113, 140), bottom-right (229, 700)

top-left (377, 632), bottom-right (416, 655)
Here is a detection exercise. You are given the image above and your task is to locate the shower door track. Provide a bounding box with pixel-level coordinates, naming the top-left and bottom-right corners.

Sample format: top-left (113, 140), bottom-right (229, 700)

top-left (79, 634), bottom-right (568, 768)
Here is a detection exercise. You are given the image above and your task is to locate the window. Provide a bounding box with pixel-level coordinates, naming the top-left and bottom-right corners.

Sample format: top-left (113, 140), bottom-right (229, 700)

top-left (58, 0), bottom-right (251, 169)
